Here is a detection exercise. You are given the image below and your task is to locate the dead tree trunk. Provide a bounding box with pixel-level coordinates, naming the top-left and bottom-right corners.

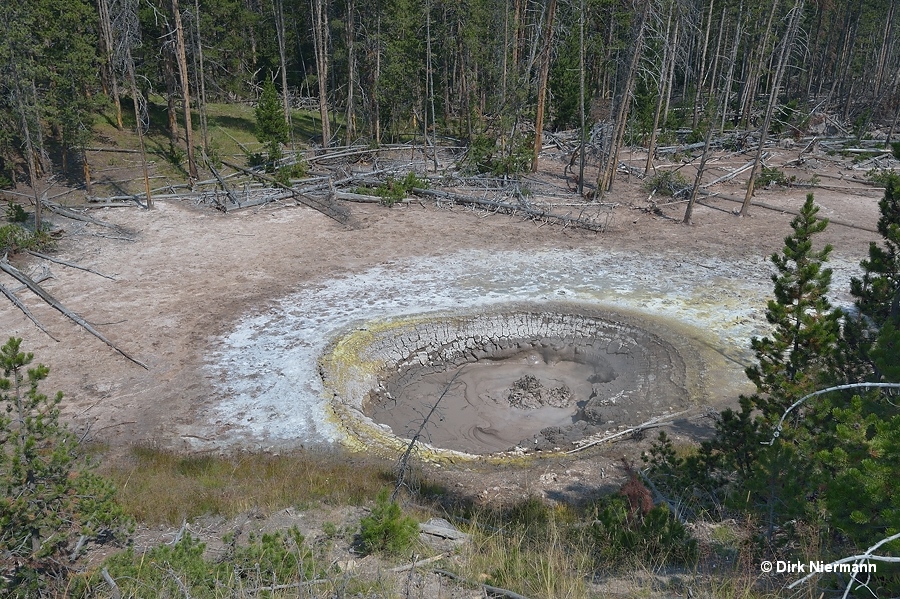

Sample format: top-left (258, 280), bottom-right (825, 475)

top-left (684, 96), bottom-right (721, 224)
top-left (96, 0), bottom-right (123, 130)
top-left (194, 0), bottom-right (210, 152)
top-left (645, 5), bottom-right (674, 175)
top-left (741, 0), bottom-right (804, 216)
top-left (171, 0), bottom-right (198, 179)
top-left (532, 0), bottom-right (557, 172)
top-left (597, 2), bottom-right (649, 194)
top-left (311, 0), bottom-right (331, 148)
top-left (274, 0), bottom-right (293, 147)
top-left (345, 0), bottom-right (357, 145)
top-left (126, 48), bottom-right (153, 209)
top-left (692, 0), bottom-right (716, 130)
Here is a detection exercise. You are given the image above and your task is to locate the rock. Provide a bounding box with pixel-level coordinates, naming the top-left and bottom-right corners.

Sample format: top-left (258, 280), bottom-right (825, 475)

top-left (419, 518), bottom-right (470, 551)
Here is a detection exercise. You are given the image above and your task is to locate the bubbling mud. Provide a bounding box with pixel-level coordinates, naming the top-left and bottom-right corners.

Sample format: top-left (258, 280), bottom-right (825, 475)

top-left (319, 303), bottom-right (724, 458)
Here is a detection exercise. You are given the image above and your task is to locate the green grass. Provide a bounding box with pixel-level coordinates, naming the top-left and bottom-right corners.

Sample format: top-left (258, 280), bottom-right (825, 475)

top-left (100, 446), bottom-right (393, 525)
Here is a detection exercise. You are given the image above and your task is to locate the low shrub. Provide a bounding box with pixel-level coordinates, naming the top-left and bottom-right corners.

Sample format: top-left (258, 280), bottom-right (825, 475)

top-left (644, 169), bottom-right (691, 198)
top-left (756, 166), bottom-right (794, 188)
top-left (358, 489), bottom-right (418, 556)
top-left (0, 223), bottom-right (53, 254)
top-left (5, 202), bottom-right (28, 223)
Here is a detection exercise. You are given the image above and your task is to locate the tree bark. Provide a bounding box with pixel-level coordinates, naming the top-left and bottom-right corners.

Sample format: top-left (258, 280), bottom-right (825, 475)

top-left (311, 0), bottom-right (331, 148)
top-left (345, 0), bottom-right (356, 145)
top-left (597, 2), bottom-right (649, 194)
top-left (645, 5), bottom-right (675, 175)
top-left (126, 47), bottom-right (153, 209)
top-left (194, 0), bottom-right (209, 152)
top-left (96, 0), bottom-right (123, 130)
top-left (741, 0), bottom-right (805, 216)
top-left (274, 0), bottom-right (292, 147)
top-left (171, 0), bottom-right (198, 179)
top-left (532, 0), bottom-right (557, 172)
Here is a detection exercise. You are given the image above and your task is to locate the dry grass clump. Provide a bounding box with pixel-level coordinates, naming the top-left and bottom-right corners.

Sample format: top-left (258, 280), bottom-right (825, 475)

top-left (99, 446), bottom-right (393, 525)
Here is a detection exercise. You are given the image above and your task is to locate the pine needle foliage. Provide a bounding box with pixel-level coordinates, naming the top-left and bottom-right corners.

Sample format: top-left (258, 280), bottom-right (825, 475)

top-left (0, 338), bottom-right (129, 597)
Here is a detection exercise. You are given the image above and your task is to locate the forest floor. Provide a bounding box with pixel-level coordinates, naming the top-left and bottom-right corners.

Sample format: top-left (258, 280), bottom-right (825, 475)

top-left (0, 138), bottom-right (896, 596)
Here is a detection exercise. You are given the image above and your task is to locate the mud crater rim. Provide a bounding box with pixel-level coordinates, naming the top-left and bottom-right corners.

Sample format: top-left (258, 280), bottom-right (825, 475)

top-left (320, 303), bottom-right (714, 459)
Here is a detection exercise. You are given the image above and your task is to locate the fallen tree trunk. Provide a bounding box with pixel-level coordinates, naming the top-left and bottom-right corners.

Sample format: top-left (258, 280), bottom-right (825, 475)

top-left (0, 258), bottom-right (147, 368)
top-left (220, 160), bottom-right (352, 225)
top-left (411, 187), bottom-right (606, 232)
top-left (0, 281), bottom-right (59, 341)
top-left (27, 251), bottom-right (116, 280)
top-left (41, 200), bottom-right (124, 231)
top-left (434, 569), bottom-right (531, 599)
top-left (202, 150), bottom-right (239, 211)
top-left (698, 189), bottom-right (878, 232)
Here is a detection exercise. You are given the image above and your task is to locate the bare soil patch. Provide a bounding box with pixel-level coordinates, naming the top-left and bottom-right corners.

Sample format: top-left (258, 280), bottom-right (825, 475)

top-left (0, 146), bottom-right (886, 503)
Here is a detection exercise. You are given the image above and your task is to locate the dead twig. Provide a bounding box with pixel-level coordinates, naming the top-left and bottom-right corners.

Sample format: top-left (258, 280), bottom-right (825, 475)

top-left (26, 251), bottom-right (115, 280)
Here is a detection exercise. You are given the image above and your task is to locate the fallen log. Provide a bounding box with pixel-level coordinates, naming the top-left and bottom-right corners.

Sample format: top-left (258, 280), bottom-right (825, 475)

top-left (202, 150), bottom-right (239, 211)
top-left (698, 190), bottom-right (878, 233)
top-left (27, 251), bottom-right (116, 280)
top-left (411, 187), bottom-right (606, 232)
top-left (0, 281), bottom-right (59, 341)
top-left (41, 200), bottom-right (124, 232)
top-left (0, 258), bottom-right (147, 369)
top-left (434, 569), bottom-right (532, 599)
top-left (703, 155), bottom-right (767, 187)
top-left (220, 160), bottom-right (352, 225)
top-left (80, 202), bottom-right (138, 209)
top-left (333, 191), bottom-right (390, 203)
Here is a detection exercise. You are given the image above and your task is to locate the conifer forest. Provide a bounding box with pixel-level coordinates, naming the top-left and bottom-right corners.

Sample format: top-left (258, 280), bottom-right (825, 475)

top-left (1, 0), bottom-right (900, 598)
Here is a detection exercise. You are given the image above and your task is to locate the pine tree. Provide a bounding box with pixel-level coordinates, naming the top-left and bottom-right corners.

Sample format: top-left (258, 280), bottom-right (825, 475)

top-left (838, 173), bottom-right (900, 382)
top-left (0, 338), bottom-right (129, 596)
top-left (746, 194), bottom-right (839, 415)
top-left (254, 79), bottom-right (289, 167)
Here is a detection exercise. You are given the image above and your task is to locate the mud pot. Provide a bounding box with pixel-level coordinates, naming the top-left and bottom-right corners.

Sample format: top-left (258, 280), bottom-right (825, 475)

top-left (320, 305), bottom-right (745, 459)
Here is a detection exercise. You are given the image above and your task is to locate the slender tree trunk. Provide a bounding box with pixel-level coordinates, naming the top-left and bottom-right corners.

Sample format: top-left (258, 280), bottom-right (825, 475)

top-left (126, 48), bottom-right (153, 208)
top-left (532, 0), bottom-right (557, 172)
top-left (684, 94), bottom-right (721, 224)
top-left (645, 5), bottom-right (674, 175)
top-left (194, 0), bottom-right (209, 152)
top-left (741, 0), bottom-right (804, 216)
top-left (426, 0), bottom-right (437, 169)
top-left (660, 23), bottom-right (679, 128)
top-left (375, 15), bottom-right (381, 145)
top-left (719, 1), bottom-right (744, 133)
top-left (345, 0), bottom-right (356, 145)
top-left (874, 1), bottom-right (895, 97)
top-left (739, 0), bottom-right (780, 129)
top-left (597, 2), bottom-right (649, 194)
top-left (311, 0), bottom-right (331, 148)
top-left (274, 0), bottom-right (292, 148)
top-left (501, 0), bottom-right (509, 108)
top-left (96, 0), bottom-right (123, 130)
top-left (171, 0), bottom-right (198, 179)
top-left (578, 0), bottom-right (586, 195)
top-left (164, 54), bottom-right (180, 147)
top-left (692, 0), bottom-right (717, 129)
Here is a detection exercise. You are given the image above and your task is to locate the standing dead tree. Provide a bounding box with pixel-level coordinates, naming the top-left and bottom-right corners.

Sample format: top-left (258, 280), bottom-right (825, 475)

top-left (531, 0), bottom-right (557, 173)
top-left (596, 1), bottom-right (650, 195)
top-left (741, 0), bottom-right (805, 216)
top-left (170, 0), bottom-right (199, 180)
top-left (393, 369), bottom-right (462, 501)
top-left (108, 0), bottom-right (152, 208)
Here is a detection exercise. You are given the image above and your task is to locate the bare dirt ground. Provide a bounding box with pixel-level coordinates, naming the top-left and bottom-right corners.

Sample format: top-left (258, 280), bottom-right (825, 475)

top-left (0, 145), bottom-right (889, 505)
